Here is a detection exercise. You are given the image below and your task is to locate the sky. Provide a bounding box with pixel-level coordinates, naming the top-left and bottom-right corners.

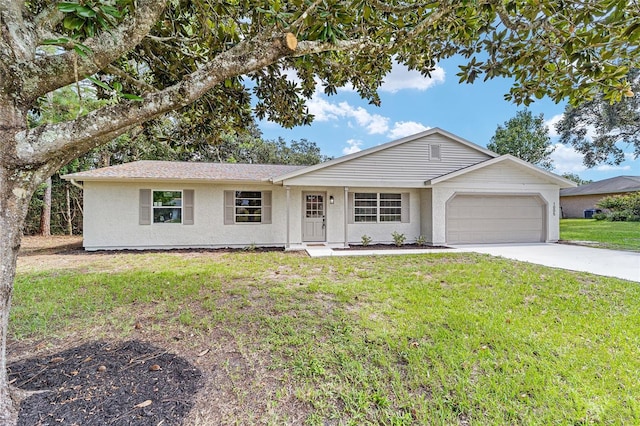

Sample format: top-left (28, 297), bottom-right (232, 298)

top-left (257, 56), bottom-right (639, 182)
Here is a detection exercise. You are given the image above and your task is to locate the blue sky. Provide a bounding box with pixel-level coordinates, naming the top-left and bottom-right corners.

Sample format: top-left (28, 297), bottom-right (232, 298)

top-left (258, 57), bottom-right (639, 182)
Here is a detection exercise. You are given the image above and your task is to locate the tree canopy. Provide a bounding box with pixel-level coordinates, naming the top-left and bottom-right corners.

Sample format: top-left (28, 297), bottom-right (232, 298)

top-left (487, 110), bottom-right (555, 170)
top-left (1, 0), bottom-right (639, 422)
top-left (556, 69), bottom-right (640, 167)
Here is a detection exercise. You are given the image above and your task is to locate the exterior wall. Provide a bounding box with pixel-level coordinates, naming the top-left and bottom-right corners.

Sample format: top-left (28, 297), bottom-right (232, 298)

top-left (431, 162), bottom-right (561, 244)
top-left (282, 133), bottom-right (492, 187)
top-left (83, 181), bottom-right (290, 250)
top-left (560, 193), bottom-right (625, 218)
top-left (345, 187), bottom-right (422, 245)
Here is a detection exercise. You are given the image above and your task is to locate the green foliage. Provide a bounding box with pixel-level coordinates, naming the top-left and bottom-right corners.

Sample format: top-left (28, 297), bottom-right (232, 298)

top-left (391, 231), bottom-right (406, 247)
top-left (597, 192), bottom-right (640, 221)
top-left (360, 235), bottom-right (372, 246)
top-left (487, 110), bottom-right (555, 169)
top-left (556, 69), bottom-right (640, 167)
top-left (561, 173), bottom-right (593, 186)
top-left (415, 235), bottom-right (427, 246)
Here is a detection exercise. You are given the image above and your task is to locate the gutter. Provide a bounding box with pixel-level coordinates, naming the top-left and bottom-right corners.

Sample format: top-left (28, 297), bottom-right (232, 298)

top-left (69, 178), bottom-right (83, 189)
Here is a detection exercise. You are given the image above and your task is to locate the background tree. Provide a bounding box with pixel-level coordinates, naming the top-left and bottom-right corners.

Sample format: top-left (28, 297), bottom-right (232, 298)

top-left (561, 173), bottom-right (593, 186)
top-left (487, 110), bottom-right (555, 170)
top-left (556, 69), bottom-right (640, 167)
top-left (1, 0), bottom-right (638, 422)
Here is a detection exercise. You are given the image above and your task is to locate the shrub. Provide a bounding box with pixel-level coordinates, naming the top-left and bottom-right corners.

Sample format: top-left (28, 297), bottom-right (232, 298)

top-left (391, 231), bottom-right (406, 247)
top-left (361, 235), bottom-right (372, 246)
top-left (415, 235), bottom-right (427, 246)
top-left (597, 192), bottom-right (640, 221)
top-left (593, 213), bottom-right (607, 221)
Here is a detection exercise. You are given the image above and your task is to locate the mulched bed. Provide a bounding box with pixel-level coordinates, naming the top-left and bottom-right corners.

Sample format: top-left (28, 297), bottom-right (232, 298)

top-left (9, 340), bottom-right (202, 426)
top-left (337, 244), bottom-right (451, 250)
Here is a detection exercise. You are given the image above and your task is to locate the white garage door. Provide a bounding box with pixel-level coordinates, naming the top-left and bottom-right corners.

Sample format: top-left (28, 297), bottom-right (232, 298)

top-left (446, 195), bottom-right (545, 244)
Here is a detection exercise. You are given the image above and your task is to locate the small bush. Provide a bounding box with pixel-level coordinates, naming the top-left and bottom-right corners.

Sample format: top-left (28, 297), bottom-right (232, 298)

top-left (593, 213), bottom-right (607, 221)
top-left (391, 231), bottom-right (406, 247)
top-left (361, 235), bottom-right (372, 246)
top-left (415, 235), bottom-right (427, 246)
top-left (597, 192), bottom-right (640, 221)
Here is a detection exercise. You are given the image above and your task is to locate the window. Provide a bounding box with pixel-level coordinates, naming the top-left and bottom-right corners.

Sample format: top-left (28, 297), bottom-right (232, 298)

top-left (153, 190), bottom-right (182, 223)
top-left (224, 190), bottom-right (272, 224)
top-left (354, 193), bottom-right (402, 223)
top-left (235, 191), bottom-right (262, 222)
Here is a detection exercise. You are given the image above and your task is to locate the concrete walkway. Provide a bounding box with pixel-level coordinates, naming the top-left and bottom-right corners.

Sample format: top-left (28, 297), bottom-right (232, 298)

top-left (305, 243), bottom-right (640, 282)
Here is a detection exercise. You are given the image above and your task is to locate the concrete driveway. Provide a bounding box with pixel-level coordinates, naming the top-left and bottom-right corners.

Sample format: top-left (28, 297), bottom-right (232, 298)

top-left (452, 243), bottom-right (640, 282)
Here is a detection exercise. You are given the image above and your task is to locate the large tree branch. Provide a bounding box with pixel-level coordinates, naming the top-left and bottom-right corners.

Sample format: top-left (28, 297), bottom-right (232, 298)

top-left (17, 0), bottom-right (166, 102)
top-left (15, 32), bottom-right (303, 166)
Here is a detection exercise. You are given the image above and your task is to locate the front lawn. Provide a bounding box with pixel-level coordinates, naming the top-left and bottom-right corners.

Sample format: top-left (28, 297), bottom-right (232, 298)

top-left (560, 218), bottom-right (640, 251)
top-left (10, 250), bottom-right (640, 425)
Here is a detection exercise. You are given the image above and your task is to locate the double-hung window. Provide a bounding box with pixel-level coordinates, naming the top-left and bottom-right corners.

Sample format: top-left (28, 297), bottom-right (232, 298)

top-left (234, 191), bottom-right (262, 222)
top-left (354, 192), bottom-right (404, 223)
top-left (224, 190), bottom-right (272, 224)
top-left (153, 190), bottom-right (182, 223)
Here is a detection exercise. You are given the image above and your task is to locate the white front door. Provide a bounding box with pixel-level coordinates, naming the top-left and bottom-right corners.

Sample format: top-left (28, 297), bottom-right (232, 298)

top-left (302, 193), bottom-right (326, 242)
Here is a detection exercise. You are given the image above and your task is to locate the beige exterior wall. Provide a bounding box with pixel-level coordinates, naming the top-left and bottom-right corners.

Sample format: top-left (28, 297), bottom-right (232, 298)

top-left (430, 162), bottom-right (561, 244)
top-left (560, 193), bottom-right (625, 218)
top-left (83, 181), bottom-right (292, 250)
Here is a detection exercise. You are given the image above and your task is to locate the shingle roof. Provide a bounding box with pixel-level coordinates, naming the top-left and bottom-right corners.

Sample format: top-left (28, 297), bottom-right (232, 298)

top-left (560, 176), bottom-right (640, 196)
top-left (62, 160), bottom-right (307, 182)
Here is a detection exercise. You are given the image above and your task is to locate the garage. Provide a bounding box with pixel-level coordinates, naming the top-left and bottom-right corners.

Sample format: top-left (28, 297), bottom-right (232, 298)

top-left (446, 194), bottom-right (546, 244)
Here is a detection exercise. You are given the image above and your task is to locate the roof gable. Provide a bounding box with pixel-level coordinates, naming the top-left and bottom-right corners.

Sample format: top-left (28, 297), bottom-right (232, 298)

top-left (560, 176), bottom-right (640, 196)
top-left (273, 128), bottom-right (496, 186)
top-left (429, 155), bottom-right (577, 188)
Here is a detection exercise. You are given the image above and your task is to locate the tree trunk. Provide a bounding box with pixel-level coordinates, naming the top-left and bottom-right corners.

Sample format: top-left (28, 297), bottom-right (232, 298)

top-left (39, 177), bottom-right (52, 236)
top-left (0, 167), bottom-right (35, 424)
top-left (66, 185), bottom-right (73, 236)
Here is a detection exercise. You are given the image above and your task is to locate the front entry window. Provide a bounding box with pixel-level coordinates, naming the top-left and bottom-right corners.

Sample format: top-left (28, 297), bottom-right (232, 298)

top-left (306, 194), bottom-right (324, 218)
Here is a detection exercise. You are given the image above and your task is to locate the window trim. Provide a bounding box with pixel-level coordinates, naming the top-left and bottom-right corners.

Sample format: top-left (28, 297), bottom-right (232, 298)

top-left (152, 190), bottom-right (183, 224)
top-left (234, 191), bottom-right (263, 223)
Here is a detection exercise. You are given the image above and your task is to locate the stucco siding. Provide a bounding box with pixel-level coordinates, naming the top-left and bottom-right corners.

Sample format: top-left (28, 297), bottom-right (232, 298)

top-left (430, 162), bottom-right (561, 244)
top-left (345, 188), bottom-right (422, 245)
top-left (282, 134), bottom-right (492, 186)
top-left (83, 182), bottom-right (290, 250)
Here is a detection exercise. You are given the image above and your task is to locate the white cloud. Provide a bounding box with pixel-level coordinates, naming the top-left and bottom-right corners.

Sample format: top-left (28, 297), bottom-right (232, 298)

top-left (307, 95), bottom-right (389, 135)
top-left (544, 114), bottom-right (564, 137)
top-left (387, 121), bottom-right (431, 139)
top-left (595, 164), bottom-right (632, 172)
top-left (550, 143), bottom-right (587, 173)
top-left (343, 139), bottom-right (363, 155)
top-left (380, 63), bottom-right (446, 93)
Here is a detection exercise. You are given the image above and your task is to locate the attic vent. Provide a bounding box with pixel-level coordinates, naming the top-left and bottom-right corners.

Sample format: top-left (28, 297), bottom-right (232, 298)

top-left (430, 144), bottom-right (442, 161)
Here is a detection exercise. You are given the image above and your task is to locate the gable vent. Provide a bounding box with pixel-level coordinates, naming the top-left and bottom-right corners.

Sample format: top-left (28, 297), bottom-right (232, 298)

top-left (430, 144), bottom-right (442, 161)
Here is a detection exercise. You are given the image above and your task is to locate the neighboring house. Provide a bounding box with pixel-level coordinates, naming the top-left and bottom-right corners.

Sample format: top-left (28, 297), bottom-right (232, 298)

top-left (62, 128), bottom-right (575, 251)
top-left (560, 176), bottom-right (640, 218)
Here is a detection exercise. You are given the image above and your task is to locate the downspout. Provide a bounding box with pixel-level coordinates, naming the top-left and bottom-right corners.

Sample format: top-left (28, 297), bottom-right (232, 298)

top-left (69, 179), bottom-right (83, 189)
top-left (286, 186), bottom-right (291, 249)
top-left (343, 186), bottom-right (349, 248)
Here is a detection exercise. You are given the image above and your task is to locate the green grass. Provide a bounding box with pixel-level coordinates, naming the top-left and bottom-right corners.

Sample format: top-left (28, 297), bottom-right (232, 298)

top-left (11, 251), bottom-right (640, 424)
top-left (560, 219), bottom-right (640, 251)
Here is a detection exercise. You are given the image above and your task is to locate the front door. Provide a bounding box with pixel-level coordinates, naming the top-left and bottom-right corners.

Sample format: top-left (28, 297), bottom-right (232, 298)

top-left (302, 192), bottom-right (326, 242)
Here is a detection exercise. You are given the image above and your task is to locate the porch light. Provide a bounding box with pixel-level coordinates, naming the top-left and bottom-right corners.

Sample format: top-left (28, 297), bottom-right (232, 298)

top-left (329, 195), bottom-right (335, 204)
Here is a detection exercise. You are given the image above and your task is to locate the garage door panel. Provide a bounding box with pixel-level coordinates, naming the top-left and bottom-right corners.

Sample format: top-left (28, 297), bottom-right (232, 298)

top-left (446, 195), bottom-right (545, 244)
